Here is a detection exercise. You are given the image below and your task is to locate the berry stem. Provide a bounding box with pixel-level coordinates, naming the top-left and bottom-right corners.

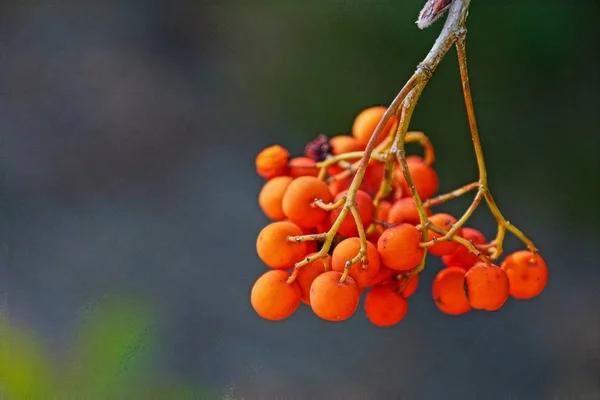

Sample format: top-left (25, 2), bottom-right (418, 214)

top-left (420, 187), bottom-right (485, 247)
top-left (426, 223), bottom-right (488, 262)
top-left (455, 36), bottom-right (538, 257)
top-left (372, 108), bottom-right (405, 209)
top-left (423, 181), bottom-right (480, 208)
top-left (317, 151), bottom-right (386, 180)
top-left (314, 197), bottom-right (346, 211)
top-left (405, 131), bottom-right (435, 165)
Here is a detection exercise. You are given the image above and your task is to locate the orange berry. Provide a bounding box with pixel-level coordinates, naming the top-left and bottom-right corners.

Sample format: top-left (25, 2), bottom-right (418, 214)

top-left (295, 255), bottom-right (330, 305)
top-left (364, 284), bottom-right (408, 327)
top-left (310, 271), bottom-right (360, 321)
top-left (394, 155), bottom-right (439, 200)
top-left (330, 135), bottom-right (364, 154)
top-left (289, 157), bottom-right (319, 178)
top-left (331, 238), bottom-right (380, 288)
top-left (465, 262), bottom-right (510, 311)
top-left (361, 163), bottom-right (385, 197)
top-left (255, 144), bottom-right (290, 179)
top-left (367, 266), bottom-right (396, 287)
top-left (327, 163), bottom-right (345, 177)
top-left (500, 251), bottom-right (548, 300)
top-left (387, 197), bottom-right (431, 226)
top-left (352, 106), bottom-right (396, 147)
top-left (328, 166), bottom-right (382, 198)
top-left (397, 274), bottom-right (420, 298)
top-left (376, 200), bottom-right (392, 222)
top-left (250, 270), bottom-right (302, 321)
top-left (328, 175), bottom-right (352, 197)
top-left (329, 190), bottom-right (375, 237)
top-left (432, 267), bottom-right (471, 315)
top-left (427, 213), bottom-right (464, 257)
top-left (258, 176), bottom-right (293, 221)
top-left (282, 176), bottom-right (332, 228)
top-left (377, 223), bottom-right (424, 271)
top-left (442, 227), bottom-right (487, 269)
top-left (391, 180), bottom-right (404, 201)
top-left (256, 221), bottom-right (309, 269)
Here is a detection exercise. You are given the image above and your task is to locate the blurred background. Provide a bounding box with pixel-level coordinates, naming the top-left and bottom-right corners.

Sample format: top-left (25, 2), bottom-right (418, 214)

top-left (1, 0), bottom-right (599, 398)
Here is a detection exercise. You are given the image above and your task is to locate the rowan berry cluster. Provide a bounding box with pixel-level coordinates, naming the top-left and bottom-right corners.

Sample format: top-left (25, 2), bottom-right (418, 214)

top-left (250, 106), bottom-right (548, 327)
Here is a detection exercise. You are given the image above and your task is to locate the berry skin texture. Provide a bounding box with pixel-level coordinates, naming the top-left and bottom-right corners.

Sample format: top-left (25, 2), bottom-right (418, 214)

top-left (255, 144), bottom-right (290, 179)
top-left (258, 176), bottom-right (293, 221)
top-left (432, 267), bottom-right (471, 315)
top-left (310, 271), bottom-right (360, 322)
top-left (364, 284), bottom-right (409, 327)
top-left (442, 227), bottom-right (486, 270)
top-left (251, 270), bottom-right (302, 321)
top-left (296, 255), bottom-right (330, 305)
top-left (501, 251), bottom-right (548, 300)
top-left (394, 155), bottom-right (439, 200)
top-left (289, 157), bottom-right (320, 178)
top-left (256, 221), bottom-right (308, 269)
top-left (427, 213), bottom-right (464, 257)
top-left (282, 176), bottom-right (332, 228)
top-left (329, 190), bottom-right (375, 237)
top-left (377, 223), bottom-right (424, 271)
top-left (465, 263), bottom-right (510, 311)
top-left (332, 238), bottom-right (381, 288)
top-left (387, 197), bottom-right (431, 226)
top-left (352, 106), bottom-right (396, 147)
top-left (329, 135), bottom-right (364, 155)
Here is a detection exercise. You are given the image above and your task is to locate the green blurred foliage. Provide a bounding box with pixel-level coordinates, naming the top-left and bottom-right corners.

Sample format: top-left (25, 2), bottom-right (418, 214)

top-left (0, 299), bottom-right (214, 399)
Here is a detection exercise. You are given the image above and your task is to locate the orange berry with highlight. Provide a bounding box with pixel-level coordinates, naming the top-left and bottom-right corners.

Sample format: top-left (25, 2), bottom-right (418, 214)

top-left (255, 144), bottom-right (290, 179)
top-left (329, 190), bottom-right (375, 237)
top-left (330, 135), bottom-right (364, 154)
top-left (258, 176), bottom-right (293, 221)
top-left (256, 221), bottom-right (309, 269)
top-left (364, 283), bottom-right (409, 327)
top-left (427, 213), bottom-right (464, 257)
top-left (395, 155), bottom-right (439, 200)
top-left (295, 255), bottom-right (330, 305)
top-left (250, 270), bottom-right (302, 321)
top-left (352, 106), bottom-right (396, 147)
top-left (501, 251), bottom-right (548, 300)
top-left (289, 157), bottom-right (319, 178)
top-left (377, 223), bottom-right (424, 272)
top-left (331, 238), bottom-right (380, 288)
top-left (282, 176), bottom-right (332, 228)
top-left (432, 267), bottom-right (471, 315)
top-left (387, 197), bottom-right (431, 226)
top-left (309, 271), bottom-right (360, 321)
top-left (442, 227), bottom-right (487, 270)
top-left (465, 263), bottom-right (510, 311)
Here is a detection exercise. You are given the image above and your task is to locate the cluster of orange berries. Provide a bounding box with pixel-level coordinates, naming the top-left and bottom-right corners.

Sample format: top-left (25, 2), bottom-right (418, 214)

top-left (251, 106), bottom-right (548, 327)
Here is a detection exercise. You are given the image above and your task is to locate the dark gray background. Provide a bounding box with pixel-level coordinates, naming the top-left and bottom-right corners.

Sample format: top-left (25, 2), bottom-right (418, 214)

top-left (2, 0), bottom-right (599, 398)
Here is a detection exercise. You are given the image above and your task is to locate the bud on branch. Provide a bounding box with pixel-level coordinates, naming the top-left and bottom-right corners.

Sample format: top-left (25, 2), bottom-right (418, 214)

top-left (417, 0), bottom-right (454, 29)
